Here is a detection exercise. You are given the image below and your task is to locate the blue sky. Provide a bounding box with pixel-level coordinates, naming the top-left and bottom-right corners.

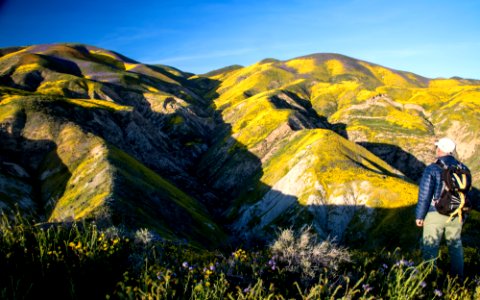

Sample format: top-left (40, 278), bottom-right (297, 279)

top-left (0, 0), bottom-right (479, 79)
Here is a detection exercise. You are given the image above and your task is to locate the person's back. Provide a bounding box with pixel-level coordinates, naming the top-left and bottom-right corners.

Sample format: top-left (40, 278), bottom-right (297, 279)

top-left (416, 155), bottom-right (472, 220)
top-left (415, 138), bottom-right (472, 279)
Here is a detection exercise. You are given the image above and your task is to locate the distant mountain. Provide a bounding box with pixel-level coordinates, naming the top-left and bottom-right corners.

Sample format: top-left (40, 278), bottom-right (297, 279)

top-left (1, 44), bottom-right (479, 248)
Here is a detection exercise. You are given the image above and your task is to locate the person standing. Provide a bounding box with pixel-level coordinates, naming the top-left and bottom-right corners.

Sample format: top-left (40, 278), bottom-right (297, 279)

top-left (415, 137), bottom-right (472, 278)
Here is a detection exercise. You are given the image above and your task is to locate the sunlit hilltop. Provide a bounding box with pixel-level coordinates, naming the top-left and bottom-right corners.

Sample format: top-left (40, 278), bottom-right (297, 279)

top-left (1, 44), bottom-right (479, 247)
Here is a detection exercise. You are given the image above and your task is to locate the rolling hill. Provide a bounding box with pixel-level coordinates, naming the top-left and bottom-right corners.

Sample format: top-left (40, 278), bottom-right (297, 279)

top-left (1, 44), bottom-right (479, 248)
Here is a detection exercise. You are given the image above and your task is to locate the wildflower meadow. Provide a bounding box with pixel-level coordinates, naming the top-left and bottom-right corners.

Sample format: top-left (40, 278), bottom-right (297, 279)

top-left (1, 209), bottom-right (480, 299)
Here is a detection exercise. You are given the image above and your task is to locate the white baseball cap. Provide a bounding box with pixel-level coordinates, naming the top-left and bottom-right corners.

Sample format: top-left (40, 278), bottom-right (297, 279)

top-left (435, 137), bottom-right (456, 153)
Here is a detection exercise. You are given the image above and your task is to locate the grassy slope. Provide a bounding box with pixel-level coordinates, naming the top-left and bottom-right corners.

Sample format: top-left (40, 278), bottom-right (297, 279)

top-left (0, 95), bottom-right (225, 246)
top-left (200, 54), bottom-right (479, 240)
top-left (206, 53), bottom-right (480, 180)
top-left (0, 45), bottom-right (225, 246)
top-left (107, 146), bottom-right (227, 247)
top-left (2, 44), bottom-right (479, 246)
top-left (0, 101), bottom-right (36, 214)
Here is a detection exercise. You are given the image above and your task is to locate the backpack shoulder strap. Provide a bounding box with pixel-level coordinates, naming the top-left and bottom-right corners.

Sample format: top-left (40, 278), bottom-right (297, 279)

top-left (435, 159), bottom-right (453, 192)
top-left (435, 159), bottom-right (448, 170)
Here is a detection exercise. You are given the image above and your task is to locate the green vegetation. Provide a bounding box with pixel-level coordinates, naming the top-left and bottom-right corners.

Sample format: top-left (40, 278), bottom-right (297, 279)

top-left (65, 98), bottom-right (133, 112)
top-left (2, 44), bottom-right (480, 298)
top-left (107, 145), bottom-right (227, 248)
top-left (1, 212), bottom-right (479, 299)
top-left (0, 101), bottom-right (20, 122)
top-left (0, 210), bottom-right (129, 299)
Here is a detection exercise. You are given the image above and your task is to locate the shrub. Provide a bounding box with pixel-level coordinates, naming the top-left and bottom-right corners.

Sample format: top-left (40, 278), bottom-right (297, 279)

top-left (1, 210), bottom-right (479, 299)
top-left (270, 226), bottom-right (351, 283)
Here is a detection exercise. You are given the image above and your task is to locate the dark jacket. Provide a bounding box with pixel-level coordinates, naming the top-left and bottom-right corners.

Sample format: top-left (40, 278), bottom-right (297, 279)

top-left (415, 155), bottom-right (471, 220)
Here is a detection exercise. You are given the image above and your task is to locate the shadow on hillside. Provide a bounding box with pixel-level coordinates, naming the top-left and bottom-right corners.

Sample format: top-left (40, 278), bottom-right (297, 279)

top-left (358, 142), bottom-right (427, 182)
top-left (355, 141), bottom-right (480, 208)
top-left (0, 59), bottom-right (420, 249)
top-left (356, 142), bottom-right (480, 207)
top-left (269, 90), bottom-right (349, 138)
top-left (344, 151), bottom-right (407, 180)
top-left (0, 52), bottom-right (85, 93)
top-left (4, 79), bottom-right (480, 254)
top-left (7, 47), bottom-right (478, 251)
top-left (9, 61), bottom-right (264, 247)
top-left (0, 109), bottom-right (71, 218)
top-left (244, 195), bottom-right (480, 253)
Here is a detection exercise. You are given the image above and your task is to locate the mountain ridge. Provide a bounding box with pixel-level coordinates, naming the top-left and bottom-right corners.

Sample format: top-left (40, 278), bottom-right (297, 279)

top-left (1, 43), bottom-right (479, 248)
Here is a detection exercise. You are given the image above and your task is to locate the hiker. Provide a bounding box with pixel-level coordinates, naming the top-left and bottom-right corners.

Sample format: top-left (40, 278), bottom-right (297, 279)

top-left (415, 137), bottom-right (472, 278)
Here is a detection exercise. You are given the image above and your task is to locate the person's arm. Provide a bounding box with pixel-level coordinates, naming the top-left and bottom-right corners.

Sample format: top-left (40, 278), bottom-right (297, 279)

top-left (415, 166), bottom-right (436, 226)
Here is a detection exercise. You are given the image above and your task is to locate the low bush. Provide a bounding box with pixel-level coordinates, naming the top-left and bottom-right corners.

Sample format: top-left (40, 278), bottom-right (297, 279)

top-left (1, 211), bottom-right (479, 299)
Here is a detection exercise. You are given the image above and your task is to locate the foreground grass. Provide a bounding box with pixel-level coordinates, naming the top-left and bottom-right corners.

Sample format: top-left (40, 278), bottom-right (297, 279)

top-left (1, 210), bottom-right (479, 299)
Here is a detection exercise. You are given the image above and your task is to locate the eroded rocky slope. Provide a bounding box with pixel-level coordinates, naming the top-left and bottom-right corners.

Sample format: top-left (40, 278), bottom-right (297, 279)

top-left (1, 44), bottom-right (479, 247)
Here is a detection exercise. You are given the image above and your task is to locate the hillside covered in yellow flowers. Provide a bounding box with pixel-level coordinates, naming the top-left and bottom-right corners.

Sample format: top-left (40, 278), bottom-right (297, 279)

top-left (1, 44), bottom-right (479, 247)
